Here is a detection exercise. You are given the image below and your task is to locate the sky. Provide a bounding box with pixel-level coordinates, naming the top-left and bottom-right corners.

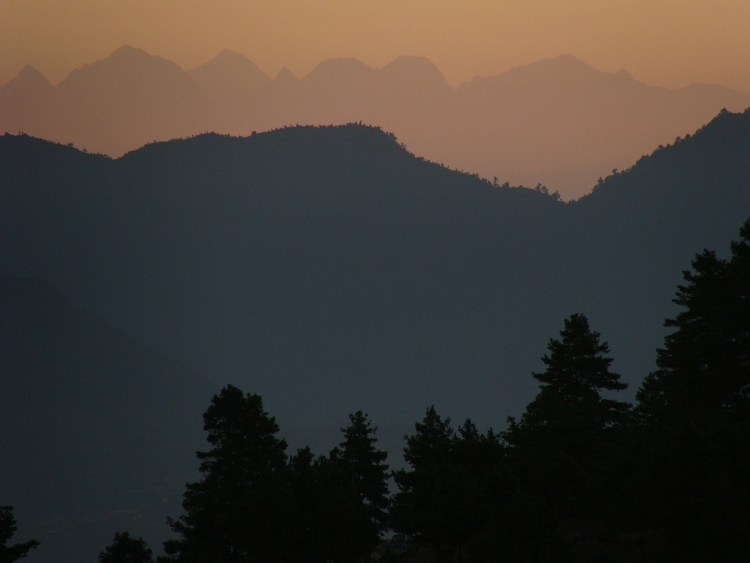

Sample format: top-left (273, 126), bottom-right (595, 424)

top-left (1, 0), bottom-right (749, 91)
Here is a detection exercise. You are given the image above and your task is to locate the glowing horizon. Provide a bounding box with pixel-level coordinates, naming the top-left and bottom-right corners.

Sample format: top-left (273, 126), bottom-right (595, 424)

top-left (2, 0), bottom-right (749, 92)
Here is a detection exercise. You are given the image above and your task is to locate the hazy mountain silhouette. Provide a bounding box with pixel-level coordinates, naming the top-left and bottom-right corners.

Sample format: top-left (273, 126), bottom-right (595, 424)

top-left (0, 275), bottom-right (214, 563)
top-left (0, 46), bottom-right (212, 157)
top-left (453, 54), bottom-right (750, 196)
top-left (275, 67), bottom-right (299, 85)
top-left (0, 65), bottom-right (53, 135)
top-left (0, 65), bottom-right (52, 107)
top-left (2, 48), bottom-right (749, 198)
top-left (188, 49), bottom-right (272, 99)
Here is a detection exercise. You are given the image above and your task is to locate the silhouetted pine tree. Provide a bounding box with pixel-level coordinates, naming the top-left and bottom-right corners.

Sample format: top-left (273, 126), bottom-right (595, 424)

top-left (336, 411), bottom-right (390, 529)
top-left (393, 409), bottom-right (536, 563)
top-left (0, 506), bottom-right (38, 563)
top-left (287, 411), bottom-right (389, 563)
top-left (98, 532), bottom-right (153, 563)
top-left (503, 315), bottom-right (630, 528)
top-left (162, 385), bottom-right (294, 563)
top-left (631, 218), bottom-right (750, 562)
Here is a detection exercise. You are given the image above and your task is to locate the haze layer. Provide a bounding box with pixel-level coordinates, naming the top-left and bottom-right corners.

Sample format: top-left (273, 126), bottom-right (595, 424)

top-left (3, 0), bottom-right (749, 92)
top-left (3, 48), bottom-right (749, 199)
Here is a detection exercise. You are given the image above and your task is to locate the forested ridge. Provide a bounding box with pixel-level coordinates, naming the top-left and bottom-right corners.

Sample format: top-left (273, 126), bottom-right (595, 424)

top-left (1, 108), bottom-right (750, 561)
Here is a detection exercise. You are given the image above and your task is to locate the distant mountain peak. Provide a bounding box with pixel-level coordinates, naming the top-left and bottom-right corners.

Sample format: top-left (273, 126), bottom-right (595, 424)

top-left (56, 45), bottom-right (192, 93)
top-left (304, 58), bottom-right (376, 85)
top-left (192, 49), bottom-right (268, 75)
top-left (0, 65), bottom-right (53, 111)
top-left (380, 56), bottom-right (451, 89)
top-left (615, 68), bottom-right (633, 80)
top-left (275, 67), bottom-right (299, 84)
top-left (1, 65), bottom-right (52, 91)
top-left (509, 53), bottom-right (601, 78)
top-left (213, 49), bottom-right (250, 61)
top-left (17, 65), bottom-right (51, 85)
top-left (108, 45), bottom-right (152, 61)
top-left (382, 55), bottom-right (437, 70)
top-left (189, 49), bottom-right (271, 96)
top-left (460, 53), bottom-right (642, 94)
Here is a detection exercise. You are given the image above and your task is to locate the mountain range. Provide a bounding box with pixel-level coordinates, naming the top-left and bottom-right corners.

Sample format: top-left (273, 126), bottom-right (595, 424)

top-left (2, 46), bottom-right (749, 199)
top-left (2, 108), bottom-right (750, 562)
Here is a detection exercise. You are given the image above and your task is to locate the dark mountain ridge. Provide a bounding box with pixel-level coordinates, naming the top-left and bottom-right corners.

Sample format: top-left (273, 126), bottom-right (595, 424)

top-left (2, 110), bottom-right (749, 425)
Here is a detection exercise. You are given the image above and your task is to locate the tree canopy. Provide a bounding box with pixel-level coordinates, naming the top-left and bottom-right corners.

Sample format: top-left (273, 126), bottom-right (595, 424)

top-left (163, 385), bottom-right (293, 563)
top-left (0, 506), bottom-right (38, 563)
top-left (98, 532), bottom-right (153, 563)
top-left (503, 314), bottom-right (630, 522)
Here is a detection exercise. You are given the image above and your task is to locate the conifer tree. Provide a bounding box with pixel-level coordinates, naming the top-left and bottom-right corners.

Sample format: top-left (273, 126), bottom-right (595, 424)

top-left (0, 506), bottom-right (38, 563)
top-left (391, 407), bottom-right (464, 562)
top-left (98, 532), bottom-right (153, 563)
top-left (336, 410), bottom-right (390, 528)
top-left (631, 218), bottom-right (750, 561)
top-left (162, 385), bottom-right (293, 563)
top-left (503, 314), bottom-right (629, 520)
top-left (287, 411), bottom-right (389, 563)
top-left (637, 218), bottom-right (750, 423)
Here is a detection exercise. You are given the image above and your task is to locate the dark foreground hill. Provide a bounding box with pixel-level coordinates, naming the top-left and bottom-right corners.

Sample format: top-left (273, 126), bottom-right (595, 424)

top-left (1, 110), bottom-right (749, 561)
top-left (0, 275), bottom-right (214, 562)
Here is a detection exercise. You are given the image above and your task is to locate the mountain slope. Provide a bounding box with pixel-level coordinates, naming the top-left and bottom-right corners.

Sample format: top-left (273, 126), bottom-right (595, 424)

top-left (453, 54), bottom-right (750, 196)
top-left (0, 46), bottom-right (213, 156)
top-left (0, 275), bottom-right (215, 563)
top-left (2, 110), bottom-right (748, 430)
top-left (188, 50), bottom-right (272, 99)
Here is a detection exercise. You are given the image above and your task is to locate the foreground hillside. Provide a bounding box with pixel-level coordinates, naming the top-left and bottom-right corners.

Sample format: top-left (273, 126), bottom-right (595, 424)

top-left (2, 46), bottom-right (749, 198)
top-left (0, 275), bottom-right (213, 563)
top-left (1, 109), bottom-right (749, 561)
top-left (2, 109), bottom-right (748, 423)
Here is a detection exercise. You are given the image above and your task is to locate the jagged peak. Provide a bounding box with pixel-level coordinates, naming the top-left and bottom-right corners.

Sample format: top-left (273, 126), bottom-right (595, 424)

top-left (1, 65), bottom-right (52, 91)
top-left (501, 53), bottom-right (603, 80)
top-left (380, 56), bottom-right (451, 88)
top-left (188, 50), bottom-right (271, 95)
top-left (57, 45), bottom-right (190, 90)
top-left (460, 54), bottom-right (645, 92)
top-left (303, 58), bottom-right (376, 83)
top-left (108, 45), bottom-right (152, 61)
top-left (614, 68), bottom-right (634, 80)
top-left (381, 56), bottom-right (439, 73)
top-left (211, 49), bottom-right (252, 62)
top-left (275, 67), bottom-right (299, 84)
top-left (191, 50), bottom-right (270, 78)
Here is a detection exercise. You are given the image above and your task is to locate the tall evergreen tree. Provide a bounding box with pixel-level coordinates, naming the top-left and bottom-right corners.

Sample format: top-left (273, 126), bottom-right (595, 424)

top-left (392, 407), bottom-right (470, 563)
top-left (162, 385), bottom-right (294, 563)
top-left (286, 411), bottom-right (390, 563)
top-left (637, 218), bottom-right (750, 423)
top-left (0, 506), bottom-right (38, 563)
top-left (336, 410), bottom-right (390, 528)
top-left (503, 314), bottom-right (629, 521)
top-left (99, 532), bottom-right (153, 563)
top-left (287, 446), bottom-right (366, 563)
top-left (631, 218), bottom-right (750, 561)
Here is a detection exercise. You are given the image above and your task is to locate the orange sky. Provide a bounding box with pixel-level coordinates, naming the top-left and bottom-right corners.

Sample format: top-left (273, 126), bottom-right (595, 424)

top-left (1, 0), bottom-right (749, 91)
